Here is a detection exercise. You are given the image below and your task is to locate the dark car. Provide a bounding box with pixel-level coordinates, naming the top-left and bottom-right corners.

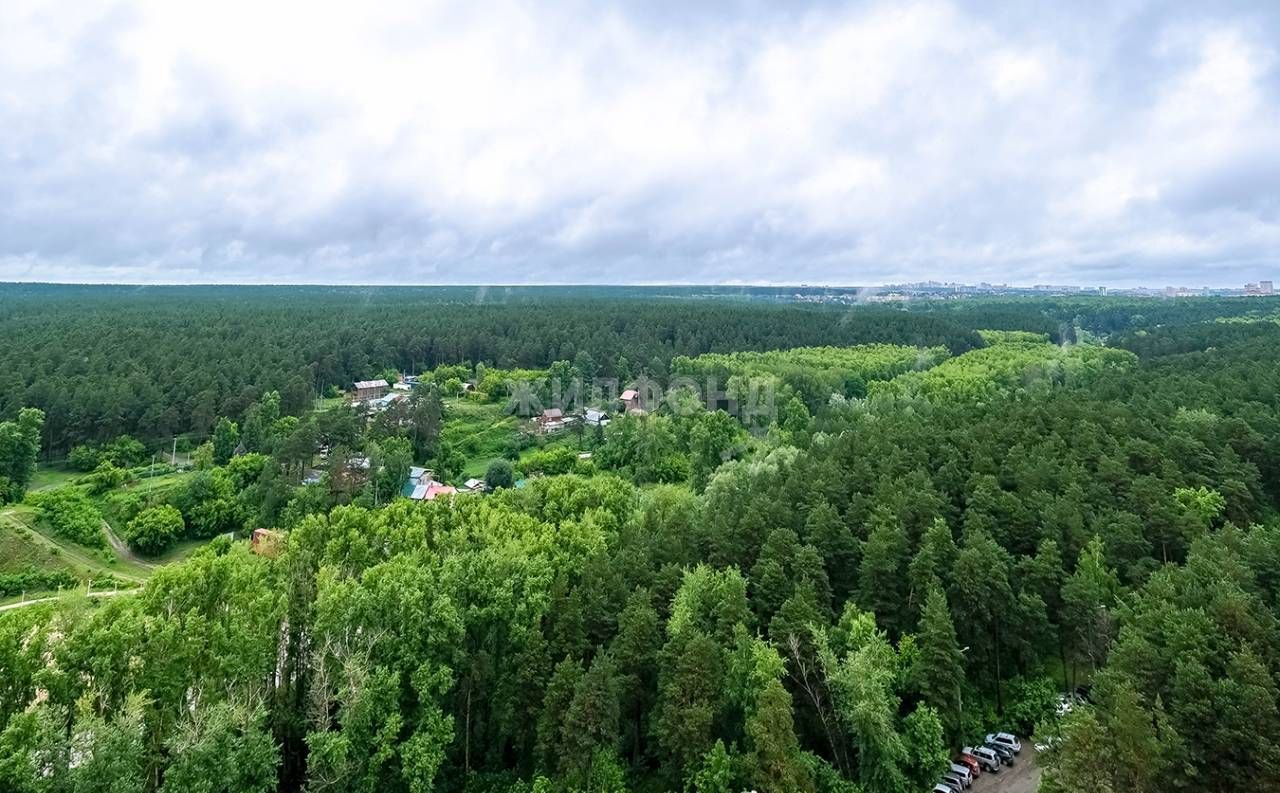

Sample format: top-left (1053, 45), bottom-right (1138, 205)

top-left (985, 740), bottom-right (1015, 765)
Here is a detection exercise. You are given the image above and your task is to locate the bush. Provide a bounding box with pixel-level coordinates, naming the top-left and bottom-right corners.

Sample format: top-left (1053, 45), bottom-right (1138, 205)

top-left (68, 444), bottom-right (103, 472)
top-left (129, 462), bottom-right (176, 479)
top-left (522, 445), bottom-right (579, 476)
top-left (0, 567), bottom-right (78, 597)
top-left (27, 489), bottom-right (105, 548)
top-left (485, 459), bottom-right (515, 490)
top-left (123, 504), bottom-right (185, 556)
top-left (84, 461), bottom-right (127, 494)
top-left (104, 435), bottom-right (148, 468)
top-left (104, 489), bottom-right (148, 527)
top-left (1004, 674), bottom-right (1061, 736)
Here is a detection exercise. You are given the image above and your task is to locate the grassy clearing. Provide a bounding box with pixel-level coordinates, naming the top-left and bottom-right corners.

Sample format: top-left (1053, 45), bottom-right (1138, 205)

top-left (29, 464), bottom-right (80, 491)
top-left (442, 398), bottom-right (524, 478)
top-left (120, 471), bottom-right (190, 497)
top-left (9, 464), bottom-right (205, 590)
top-left (0, 506), bottom-right (149, 587)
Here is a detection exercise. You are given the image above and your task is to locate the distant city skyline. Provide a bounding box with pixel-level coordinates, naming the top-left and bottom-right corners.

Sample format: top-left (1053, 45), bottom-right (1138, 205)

top-left (2, 1), bottom-right (1278, 285)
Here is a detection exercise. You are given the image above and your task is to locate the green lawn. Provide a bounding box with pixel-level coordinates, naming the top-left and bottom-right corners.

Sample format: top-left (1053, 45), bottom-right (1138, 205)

top-left (122, 471), bottom-right (190, 497)
top-left (29, 464), bottom-right (79, 491)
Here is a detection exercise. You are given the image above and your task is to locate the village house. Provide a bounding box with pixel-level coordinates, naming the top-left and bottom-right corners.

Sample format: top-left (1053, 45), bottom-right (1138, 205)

top-left (366, 391), bottom-right (406, 412)
top-left (250, 528), bottom-right (284, 558)
top-left (535, 407), bottom-right (568, 433)
top-left (408, 482), bottom-right (457, 501)
top-left (620, 389), bottom-right (643, 413)
top-left (401, 466), bottom-right (456, 501)
top-left (353, 379), bottom-right (390, 401)
top-left (584, 408), bottom-right (610, 427)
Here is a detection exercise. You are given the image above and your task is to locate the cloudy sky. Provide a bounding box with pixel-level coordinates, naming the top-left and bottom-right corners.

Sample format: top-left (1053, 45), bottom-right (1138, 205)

top-left (2, 0), bottom-right (1277, 286)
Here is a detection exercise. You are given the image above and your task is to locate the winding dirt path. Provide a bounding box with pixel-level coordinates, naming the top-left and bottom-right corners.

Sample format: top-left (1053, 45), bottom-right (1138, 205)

top-left (0, 588), bottom-right (134, 612)
top-left (102, 520), bottom-right (155, 569)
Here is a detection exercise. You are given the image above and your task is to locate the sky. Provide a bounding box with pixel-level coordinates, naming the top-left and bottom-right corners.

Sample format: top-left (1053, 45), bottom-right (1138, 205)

top-left (1, 0), bottom-right (1278, 287)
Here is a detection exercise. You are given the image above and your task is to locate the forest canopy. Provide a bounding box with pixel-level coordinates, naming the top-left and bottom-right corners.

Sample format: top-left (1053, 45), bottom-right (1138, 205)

top-left (3, 287), bottom-right (1280, 793)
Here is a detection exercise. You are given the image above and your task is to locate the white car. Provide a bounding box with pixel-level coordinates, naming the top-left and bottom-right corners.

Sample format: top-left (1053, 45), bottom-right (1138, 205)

top-left (1034, 735), bottom-right (1061, 753)
top-left (987, 732), bottom-right (1022, 754)
top-left (963, 746), bottom-right (1001, 773)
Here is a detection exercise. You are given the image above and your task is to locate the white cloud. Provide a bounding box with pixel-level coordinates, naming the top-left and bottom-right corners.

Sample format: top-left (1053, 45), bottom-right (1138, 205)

top-left (0, 0), bottom-right (1278, 286)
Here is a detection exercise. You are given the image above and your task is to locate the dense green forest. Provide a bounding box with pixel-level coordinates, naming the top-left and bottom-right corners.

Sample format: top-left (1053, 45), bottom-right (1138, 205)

top-left (0, 285), bottom-right (984, 452)
top-left (3, 288), bottom-right (1280, 793)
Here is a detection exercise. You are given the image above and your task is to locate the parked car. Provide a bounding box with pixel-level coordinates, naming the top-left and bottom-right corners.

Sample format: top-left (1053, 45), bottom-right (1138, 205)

top-left (949, 762), bottom-right (974, 785)
top-left (943, 770), bottom-right (969, 790)
top-left (1034, 734), bottom-right (1061, 753)
top-left (1056, 692), bottom-right (1088, 717)
top-left (987, 732), bottom-right (1022, 754)
top-left (963, 746), bottom-right (1001, 773)
top-left (936, 779), bottom-right (963, 793)
top-left (985, 740), bottom-right (1016, 765)
top-left (954, 754), bottom-right (981, 776)
top-left (933, 785), bottom-right (954, 793)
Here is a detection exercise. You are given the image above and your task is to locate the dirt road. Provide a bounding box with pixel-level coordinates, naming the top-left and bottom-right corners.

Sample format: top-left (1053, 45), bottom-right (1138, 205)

top-left (967, 745), bottom-right (1041, 793)
top-left (103, 519), bottom-right (155, 569)
top-left (0, 589), bottom-right (134, 612)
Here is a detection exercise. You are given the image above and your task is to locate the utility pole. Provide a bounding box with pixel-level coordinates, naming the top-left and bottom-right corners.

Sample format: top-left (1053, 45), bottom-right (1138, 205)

top-left (171, 436), bottom-right (178, 466)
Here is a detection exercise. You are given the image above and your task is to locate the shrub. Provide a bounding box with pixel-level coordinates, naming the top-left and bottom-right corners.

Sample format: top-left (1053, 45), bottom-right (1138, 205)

top-left (85, 461), bottom-right (127, 494)
top-left (27, 489), bottom-right (105, 548)
top-left (522, 445), bottom-right (579, 476)
top-left (68, 444), bottom-right (103, 472)
top-left (485, 459), bottom-right (515, 490)
top-left (0, 567), bottom-right (79, 596)
top-left (123, 504), bottom-right (185, 556)
top-left (105, 489), bottom-right (148, 527)
top-left (103, 435), bottom-right (148, 468)
top-left (1004, 674), bottom-right (1061, 736)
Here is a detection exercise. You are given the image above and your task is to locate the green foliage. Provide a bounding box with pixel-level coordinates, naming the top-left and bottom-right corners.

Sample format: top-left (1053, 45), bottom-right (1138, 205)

top-left (4, 296), bottom-right (1280, 792)
top-left (485, 458), bottom-right (515, 490)
top-left (0, 285), bottom-right (984, 450)
top-left (914, 586), bottom-right (966, 740)
top-left (857, 508), bottom-right (909, 635)
top-left (67, 435), bottom-right (148, 473)
top-left (522, 444), bottom-right (580, 476)
top-left (1003, 674), bottom-right (1060, 737)
top-left (690, 739), bottom-right (734, 793)
top-left (687, 409), bottom-right (745, 492)
top-left (1061, 535), bottom-right (1120, 673)
top-left (901, 704), bottom-right (950, 792)
top-left (671, 343), bottom-right (950, 410)
top-left (597, 414), bottom-right (688, 484)
top-left (161, 701), bottom-right (280, 793)
top-left (84, 460), bottom-right (127, 494)
top-left (171, 469), bottom-right (241, 537)
top-left (123, 504), bottom-right (185, 556)
top-left (0, 566), bottom-right (78, 596)
top-left (0, 408), bottom-right (43, 504)
top-left (192, 441), bottom-right (216, 470)
top-left (27, 487), bottom-right (105, 547)
top-left (818, 606), bottom-right (909, 793)
top-left (212, 418), bottom-right (240, 466)
top-left (869, 337), bottom-right (1136, 403)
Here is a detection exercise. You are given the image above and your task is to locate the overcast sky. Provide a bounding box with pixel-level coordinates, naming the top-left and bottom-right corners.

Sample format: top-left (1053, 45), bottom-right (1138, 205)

top-left (2, 0), bottom-right (1277, 287)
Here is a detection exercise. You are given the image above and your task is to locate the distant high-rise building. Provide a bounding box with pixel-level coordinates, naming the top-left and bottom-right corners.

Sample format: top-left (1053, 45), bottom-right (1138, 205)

top-left (1262, 280), bottom-right (1275, 295)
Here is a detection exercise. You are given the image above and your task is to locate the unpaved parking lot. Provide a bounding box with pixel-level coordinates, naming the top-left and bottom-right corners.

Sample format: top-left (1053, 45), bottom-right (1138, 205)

top-left (967, 745), bottom-right (1041, 793)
